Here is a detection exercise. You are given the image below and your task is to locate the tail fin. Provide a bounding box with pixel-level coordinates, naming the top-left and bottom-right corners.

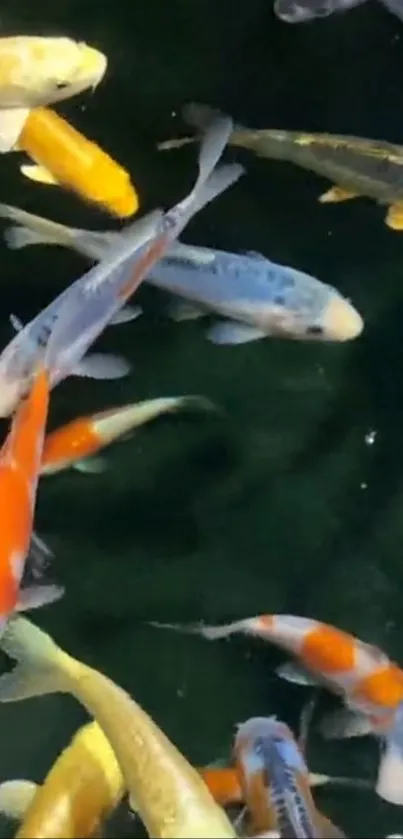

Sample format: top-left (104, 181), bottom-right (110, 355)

top-left (183, 103), bottom-right (227, 132)
top-left (182, 163), bottom-right (243, 224)
top-left (170, 115), bottom-right (244, 232)
top-left (0, 616), bottom-right (65, 702)
top-left (0, 779), bottom-right (38, 820)
top-left (148, 618), bottom-right (248, 640)
top-left (0, 203), bottom-right (114, 262)
top-left (157, 103), bottom-right (226, 152)
top-left (0, 204), bottom-right (80, 248)
top-left (4, 225), bottom-right (54, 251)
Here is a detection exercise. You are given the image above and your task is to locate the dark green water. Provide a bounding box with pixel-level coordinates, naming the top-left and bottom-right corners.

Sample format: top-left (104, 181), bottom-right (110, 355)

top-left (1, 1), bottom-right (403, 837)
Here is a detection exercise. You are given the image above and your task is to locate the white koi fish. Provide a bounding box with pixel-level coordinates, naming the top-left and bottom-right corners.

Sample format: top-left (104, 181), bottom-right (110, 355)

top-left (0, 208), bottom-right (363, 345)
top-left (150, 613), bottom-right (403, 805)
top-left (0, 114), bottom-right (243, 417)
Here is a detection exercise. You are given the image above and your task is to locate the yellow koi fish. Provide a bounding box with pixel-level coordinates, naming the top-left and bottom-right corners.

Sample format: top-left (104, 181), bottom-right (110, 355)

top-left (0, 616), bottom-right (236, 838)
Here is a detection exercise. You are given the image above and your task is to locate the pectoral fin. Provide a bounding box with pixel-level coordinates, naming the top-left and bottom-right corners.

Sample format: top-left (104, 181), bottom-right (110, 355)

top-left (0, 108), bottom-right (30, 152)
top-left (16, 584), bottom-right (65, 612)
top-left (20, 164), bottom-right (59, 186)
top-left (376, 741), bottom-right (403, 805)
top-left (319, 186), bottom-right (360, 204)
top-left (276, 661), bottom-right (318, 686)
top-left (109, 305), bottom-right (142, 326)
top-left (73, 456), bottom-right (107, 474)
top-left (168, 300), bottom-right (206, 322)
top-left (207, 321), bottom-right (266, 344)
top-left (319, 708), bottom-right (374, 740)
top-left (385, 203), bottom-right (403, 231)
top-left (72, 353), bottom-right (131, 380)
top-left (0, 779), bottom-right (39, 820)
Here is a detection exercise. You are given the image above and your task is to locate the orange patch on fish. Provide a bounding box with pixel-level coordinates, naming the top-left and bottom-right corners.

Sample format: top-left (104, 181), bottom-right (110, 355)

top-left (257, 615), bottom-right (275, 630)
top-left (352, 666), bottom-right (403, 709)
top-left (198, 767), bottom-right (242, 807)
top-left (300, 625), bottom-right (355, 673)
top-left (42, 417), bottom-right (102, 470)
top-left (12, 370), bottom-right (50, 477)
top-left (237, 761), bottom-right (276, 834)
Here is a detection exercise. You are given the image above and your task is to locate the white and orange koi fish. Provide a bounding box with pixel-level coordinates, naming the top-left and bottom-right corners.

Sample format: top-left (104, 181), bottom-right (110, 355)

top-left (150, 614), bottom-right (403, 805)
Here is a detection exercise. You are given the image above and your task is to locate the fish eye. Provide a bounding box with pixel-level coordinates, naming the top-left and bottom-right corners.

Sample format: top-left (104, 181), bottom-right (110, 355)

top-left (306, 324), bottom-right (323, 336)
top-left (55, 80), bottom-right (69, 89)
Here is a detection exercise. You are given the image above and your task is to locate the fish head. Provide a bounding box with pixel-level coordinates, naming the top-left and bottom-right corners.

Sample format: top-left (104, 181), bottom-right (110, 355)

top-left (313, 293), bottom-right (363, 342)
top-left (0, 37), bottom-right (107, 107)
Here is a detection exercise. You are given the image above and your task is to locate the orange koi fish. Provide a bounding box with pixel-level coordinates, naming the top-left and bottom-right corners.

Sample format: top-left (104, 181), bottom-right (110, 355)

top-left (150, 614), bottom-right (403, 805)
top-left (41, 395), bottom-right (214, 476)
top-left (0, 359), bottom-right (63, 632)
top-left (234, 716), bottom-right (345, 838)
top-left (16, 107), bottom-right (139, 218)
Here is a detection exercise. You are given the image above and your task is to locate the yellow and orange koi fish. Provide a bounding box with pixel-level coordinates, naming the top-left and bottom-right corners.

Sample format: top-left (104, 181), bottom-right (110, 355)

top-left (41, 395), bottom-right (215, 476)
top-left (151, 613), bottom-right (403, 805)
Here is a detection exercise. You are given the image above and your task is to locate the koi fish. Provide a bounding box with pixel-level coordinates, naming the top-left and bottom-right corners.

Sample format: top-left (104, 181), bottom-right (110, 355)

top-left (0, 616), bottom-right (236, 838)
top-left (0, 204), bottom-right (363, 344)
top-left (158, 102), bottom-right (403, 231)
top-left (234, 716), bottom-right (345, 838)
top-left (14, 107), bottom-right (138, 218)
top-left (0, 736), bottom-right (336, 837)
top-left (150, 614), bottom-right (403, 805)
top-left (0, 320), bottom-right (66, 633)
top-left (0, 114), bottom-right (243, 418)
top-left (198, 700), bottom-right (369, 813)
top-left (0, 36), bottom-right (106, 153)
top-left (41, 395), bottom-right (216, 476)
top-left (0, 720), bottom-right (124, 838)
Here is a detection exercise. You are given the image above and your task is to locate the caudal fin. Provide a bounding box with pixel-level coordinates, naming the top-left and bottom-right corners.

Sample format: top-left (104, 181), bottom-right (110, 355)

top-left (170, 115), bottom-right (244, 232)
top-left (148, 618), bottom-right (249, 640)
top-left (0, 203), bottom-right (79, 250)
top-left (157, 102), bottom-right (226, 153)
top-left (183, 102), bottom-right (227, 131)
top-left (0, 616), bottom-right (66, 703)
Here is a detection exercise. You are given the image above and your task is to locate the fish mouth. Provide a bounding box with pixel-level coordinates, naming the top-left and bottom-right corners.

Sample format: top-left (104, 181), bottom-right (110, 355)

top-left (320, 296), bottom-right (364, 341)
